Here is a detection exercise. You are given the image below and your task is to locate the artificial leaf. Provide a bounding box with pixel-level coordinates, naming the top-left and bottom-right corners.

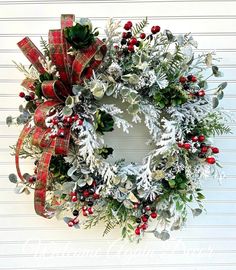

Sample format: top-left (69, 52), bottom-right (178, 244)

top-left (9, 173), bottom-right (17, 183)
top-left (212, 97), bottom-right (219, 109)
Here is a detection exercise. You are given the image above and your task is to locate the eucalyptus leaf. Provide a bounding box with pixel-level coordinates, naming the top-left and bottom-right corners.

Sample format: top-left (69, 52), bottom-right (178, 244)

top-left (63, 217), bottom-right (72, 224)
top-left (212, 65), bottom-right (219, 76)
top-left (92, 87), bottom-right (105, 99)
top-left (218, 82), bottom-right (227, 91)
top-left (9, 173), bottom-right (17, 183)
top-left (67, 165), bottom-right (77, 177)
top-left (212, 96), bottom-right (219, 109)
top-left (19, 105), bottom-right (24, 112)
top-left (125, 180), bottom-right (133, 190)
top-left (123, 199), bottom-right (134, 209)
top-left (122, 74), bottom-right (139, 85)
top-left (191, 208), bottom-right (202, 217)
top-left (120, 87), bottom-right (129, 97)
top-left (128, 192), bottom-right (139, 203)
top-left (23, 173), bottom-right (30, 181)
top-left (105, 85), bottom-right (115, 96)
top-left (65, 96), bottom-right (75, 108)
top-left (165, 29), bottom-right (175, 42)
top-left (212, 65), bottom-right (223, 77)
top-left (6, 116), bottom-right (13, 126)
top-left (14, 184), bottom-right (26, 194)
top-left (24, 188), bottom-right (30, 195)
top-left (153, 230), bottom-right (160, 238)
top-left (217, 90), bottom-right (224, 100)
top-left (159, 230), bottom-right (170, 241)
top-left (74, 222), bottom-right (80, 229)
top-left (205, 53), bottom-right (213, 67)
top-left (62, 106), bottom-right (73, 116)
top-left (112, 176), bottom-right (121, 185)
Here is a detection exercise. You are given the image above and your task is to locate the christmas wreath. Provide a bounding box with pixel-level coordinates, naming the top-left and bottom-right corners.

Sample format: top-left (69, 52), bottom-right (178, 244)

top-left (7, 14), bottom-right (231, 241)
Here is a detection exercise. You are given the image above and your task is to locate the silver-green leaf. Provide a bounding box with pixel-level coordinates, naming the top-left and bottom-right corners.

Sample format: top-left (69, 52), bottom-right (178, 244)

top-left (212, 96), bottom-right (219, 109)
top-left (9, 173), bottom-right (17, 183)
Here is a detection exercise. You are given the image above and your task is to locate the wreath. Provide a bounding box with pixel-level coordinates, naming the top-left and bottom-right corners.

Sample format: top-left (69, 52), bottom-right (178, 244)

top-left (7, 14), bottom-right (231, 241)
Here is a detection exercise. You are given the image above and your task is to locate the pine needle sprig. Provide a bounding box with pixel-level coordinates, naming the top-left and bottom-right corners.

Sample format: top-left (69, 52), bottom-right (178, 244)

top-left (40, 37), bottom-right (50, 57)
top-left (132, 17), bottom-right (148, 36)
top-left (103, 218), bottom-right (118, 236)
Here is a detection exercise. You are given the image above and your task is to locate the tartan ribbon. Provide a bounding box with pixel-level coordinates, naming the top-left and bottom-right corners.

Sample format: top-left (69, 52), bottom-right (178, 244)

top-left (15, 14), bottom-right (107, 218)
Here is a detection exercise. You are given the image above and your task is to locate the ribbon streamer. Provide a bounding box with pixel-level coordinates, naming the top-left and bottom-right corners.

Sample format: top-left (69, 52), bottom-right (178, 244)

top-left (15, 14), bottom-right (107, 218)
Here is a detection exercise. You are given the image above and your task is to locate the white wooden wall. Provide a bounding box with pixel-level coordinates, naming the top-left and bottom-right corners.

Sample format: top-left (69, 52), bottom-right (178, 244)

top-left (0, 0), bottom-right (236, 269)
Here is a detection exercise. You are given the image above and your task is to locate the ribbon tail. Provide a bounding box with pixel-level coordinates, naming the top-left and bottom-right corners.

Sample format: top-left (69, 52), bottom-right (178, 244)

top-left (17, 37), bottom-right (46, 74)
top-left (15, 124), bottom-right (33, 181)
top-left (35, 145), bottom-right (55, 218)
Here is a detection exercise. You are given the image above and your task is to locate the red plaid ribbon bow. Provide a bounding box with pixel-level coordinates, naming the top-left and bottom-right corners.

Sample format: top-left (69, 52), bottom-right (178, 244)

top-left (15, 14), bottom-right (107, 218)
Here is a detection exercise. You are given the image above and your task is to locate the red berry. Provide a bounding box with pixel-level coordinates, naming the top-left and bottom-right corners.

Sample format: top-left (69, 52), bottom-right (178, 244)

top-left (135, 227), bottom-right (141, 235)
top-left (141, 223), bottom-right (148, 230)
top-left (127, 21), bottom-right (133, 27)
top-left (177, 142), bottom-right (184, 148)
top-left (124, 23), bottom-right (132, 31)
top-left (28, 176), bottom-right (36, 184)
top-left (68, 221), bottom-right (74, 227)
top-left (179, 76), bottom-right (187, 84)
top-left (19, 92), bottom-right (25, 98)
top-left (130, 38), bottom-right (138, 45)
top-left (57, 128), bottom-right (64, 137)
top-left (145, 206), bottom-right (151, 211)
top-left (141, 215), bottom-right (148, 223)
top-left (133, 203), bottom-right (139, 209)
top-left (198, 135), bottom-right (205, 142)
top-left (74, 115), bottom-right (79, 121)
top-left (122, 32), bottom-right (127, 39)
top-left (128, 44), bottom-right (134, 52)
top-left (114, 45), bottom-right (119, 49)
top-left (82, 211), bottom-right (88, 217)
top-left (184, 143), bottom-right (191, 150)
top-left (211, 147), bottom-right (219, 154)
top-left (71, 196), bottom-right (78, 202)
top-left (93, 193), bottom-right (100, 200)
top-left (83, 190), bottom-right (90, 198)
top-left (201, 146), bottom-right (208, 153)
top-left (52, 118), bottom-right (59, 125)
top-left (140, 33), bottom-right (146, 39)
top-left (82, 206), bottom-right (87, 211)
top-left (198, 89), bottom-right (205, 97)
top-left (78, 119), bottom-right (83, 126)
top-left (206, 156), bottom-right (216, 164)
top-left (29, 92), bottom-right (35, 99)
top-left (151, 25), bottom-right (161, 34)
top-left (72, 218), bottom-right (79, 225)
top-left (191, 76), bottom-right (197, 82)
top-left (191, 136), bottom-right (198, 142)
top-left (150, 212), bottom-right (158, 219)
top-left (88, 207), bottom-right (93, 214)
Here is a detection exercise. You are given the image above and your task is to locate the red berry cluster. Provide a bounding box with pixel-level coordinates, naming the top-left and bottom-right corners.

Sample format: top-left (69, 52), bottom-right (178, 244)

top-left (67, 216), bottom-right (79, 227)
top-left (67, 179), bottom-right (100, 227)
top-left (118, 20), bottom-right (161, 53)
top-left (177, 135), bottom-right (219, 164)
top-left (134, 205), bottom-right (158, 235)
top-left (19, 91), bottom-right (35, 101)
top-left (28, 175), bottom-right (36, 184)
top-left (48, 114), bottom-right (83, 139)
top-left (179, 75), bottom-right (205, 97)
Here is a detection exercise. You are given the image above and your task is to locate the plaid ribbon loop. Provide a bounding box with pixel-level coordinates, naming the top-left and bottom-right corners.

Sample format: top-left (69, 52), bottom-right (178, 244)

top-left (15, 14), bottom-right (107, 218)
